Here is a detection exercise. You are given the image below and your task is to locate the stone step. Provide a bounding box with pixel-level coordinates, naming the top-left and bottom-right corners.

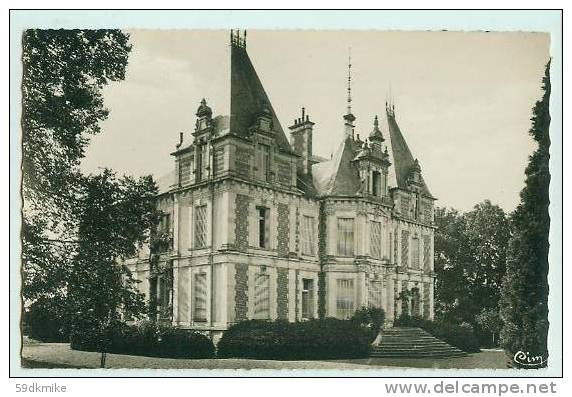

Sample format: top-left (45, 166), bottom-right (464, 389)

top-left (370, 327), bottom-right (467, 359)
top-left (371, 351), bottom-right (467, 358)
top-left (373, 346), bottom-right (460, 353)
top-left (374, 344), bottom-right (461, 351)
top-left (381, 340), bottom-right (446, 344)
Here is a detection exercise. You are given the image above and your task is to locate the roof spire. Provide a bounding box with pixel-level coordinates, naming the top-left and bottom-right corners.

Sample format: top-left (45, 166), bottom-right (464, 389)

top-left (347, 47), bottom-right (352, 115)
top-left (343, 47), bottom-right (356, 128)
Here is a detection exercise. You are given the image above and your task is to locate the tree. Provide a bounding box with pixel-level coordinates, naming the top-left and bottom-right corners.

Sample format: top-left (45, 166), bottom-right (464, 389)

top-left (500, 61), bottom-right (551, 366)
top-left (21, 29), bottom-right (132, 308)
top-left (433, 207), bottom-right (468, 323)
top-left (434, 201), bottom-right (510, 327)
top-left (475, 308), bottom-right (503, 346)
top-left (67, 169), bottom-right (158, 365)
top-left (463, 201), bottom-right (511, 317)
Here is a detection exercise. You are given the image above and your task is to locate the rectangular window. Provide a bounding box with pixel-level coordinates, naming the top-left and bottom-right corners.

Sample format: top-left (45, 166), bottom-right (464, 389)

top-left (412, 237), bottom-right (420, 269)
top-left (158, 214), bottom-right (172, 252)
top-left (195, 145), bottom-right (203, 182)
top-left (301, 215), bottom-right (316, 255)
top-left (337, 218), bottom-right (354, 256)
top-left (160, 213), bottom-right (171, 233)
top-left (253, 273), bottom-right (270, 319)
top-left (336, 279), bottom-right (355, 319)
top-left (368, 279), bottom-right (383, 309)
top-left (302, 278), bottom-right (314, 320)
top-left (194, 205), bottom-right (207, 248)
top-left (257, 207), bottom-right (270, 248)
top-left (256, 143), bottom-right (270, 181)
top-left (372, 171), bottom-right (381, 196)
top-left (370, 221), bottom-right (382, 259)
top-left (193, 272), bottom-right (207, 322)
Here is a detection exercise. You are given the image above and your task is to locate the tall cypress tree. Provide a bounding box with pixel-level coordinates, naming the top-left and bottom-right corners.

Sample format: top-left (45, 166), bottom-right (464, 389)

top-left (500, 61), bottom-right (551, 366)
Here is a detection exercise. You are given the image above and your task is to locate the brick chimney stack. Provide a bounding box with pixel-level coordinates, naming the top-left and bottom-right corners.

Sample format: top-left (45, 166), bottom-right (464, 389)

top-left (288, 107), bottom-right (315, 176)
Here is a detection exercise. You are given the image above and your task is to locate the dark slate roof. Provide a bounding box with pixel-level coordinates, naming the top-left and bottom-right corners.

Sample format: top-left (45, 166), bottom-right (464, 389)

top-left (230, 44), bottom-right (293, 153)
top-left (312, 135), bottom-right (362, 196)
top-left (386, 110), bottom-right (433, 198)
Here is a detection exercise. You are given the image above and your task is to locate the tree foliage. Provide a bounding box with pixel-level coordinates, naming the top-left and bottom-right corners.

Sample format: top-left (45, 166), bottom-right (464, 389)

top-left (475, 308), bottom-right (503, 346)
top-left (500, 61), bottom-right (551, 363)
top-left (68, 169), bottom-right (158, 340)
top-left (434, 201), bottom-right (510, 328)
top-left (21, 29), bottom-right (132, 306)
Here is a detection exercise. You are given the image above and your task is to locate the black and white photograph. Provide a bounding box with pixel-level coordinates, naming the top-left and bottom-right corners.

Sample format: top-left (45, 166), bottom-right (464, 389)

top-left (9, 9), bottom-right (562, 384)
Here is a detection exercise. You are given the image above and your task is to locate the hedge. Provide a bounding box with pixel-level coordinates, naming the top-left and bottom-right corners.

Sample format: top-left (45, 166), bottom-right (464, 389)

top-left (394, 315), bottom-right (481, 353)
top-left (217, 319), bottom-right (372, 360)
top-left (71, 321), bottom-right (215, 359)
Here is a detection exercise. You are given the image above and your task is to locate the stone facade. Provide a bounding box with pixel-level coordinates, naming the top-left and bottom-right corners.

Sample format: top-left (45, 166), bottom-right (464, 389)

top-left (124, 32), bottom-right (437, 340)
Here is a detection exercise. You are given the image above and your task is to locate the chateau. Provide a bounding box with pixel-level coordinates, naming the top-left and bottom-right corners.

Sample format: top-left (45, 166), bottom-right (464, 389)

top-left (126, 31), bottom-right (437, 340)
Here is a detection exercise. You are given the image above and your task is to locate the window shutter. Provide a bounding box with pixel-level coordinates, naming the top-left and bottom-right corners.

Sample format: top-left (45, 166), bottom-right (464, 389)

top-left (193, 272), bottom-right (207, 322)
top-left (254, 273), bottom-right (270, 319)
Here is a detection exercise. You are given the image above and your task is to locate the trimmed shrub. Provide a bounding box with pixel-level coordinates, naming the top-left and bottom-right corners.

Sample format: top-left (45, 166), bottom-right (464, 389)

top-left (217, 318), bottom-right (372, 360)
top-left (71, 321), bottom-right (215, 359)
top-left (394, 315), bottom-right (480, 353)
top-left (351, 306), bottom-right (386, 341)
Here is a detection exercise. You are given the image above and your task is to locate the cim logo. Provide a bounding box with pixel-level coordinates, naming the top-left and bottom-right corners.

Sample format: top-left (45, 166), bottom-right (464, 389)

top-left (513, 351), bottom-right (547, 368)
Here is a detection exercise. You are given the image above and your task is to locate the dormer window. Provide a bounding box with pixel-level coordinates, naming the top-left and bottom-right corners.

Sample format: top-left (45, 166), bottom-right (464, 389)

top-left (195, 143), bottom-right (208, 182)
top-left (256, 143), bottom-right (270, 181)
top-left (260, 117), bottom-right (272, 132)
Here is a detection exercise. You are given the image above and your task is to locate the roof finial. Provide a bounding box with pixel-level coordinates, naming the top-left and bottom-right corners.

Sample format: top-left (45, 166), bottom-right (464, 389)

top-left (347, 47), bottom-right (352, 115)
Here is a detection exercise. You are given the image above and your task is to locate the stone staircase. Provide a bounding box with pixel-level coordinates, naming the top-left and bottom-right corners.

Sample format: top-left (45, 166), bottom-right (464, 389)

top-left (371, 327), bottom-right (467, 358)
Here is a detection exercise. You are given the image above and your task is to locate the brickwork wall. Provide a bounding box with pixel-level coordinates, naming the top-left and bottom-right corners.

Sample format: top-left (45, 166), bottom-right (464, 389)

top-left (277, 203), bottom-right (290, 256)
top-left (234, 263), bottom-right (249, 321)
top-left (235, 194), bottom-right (250, 252)
top-left (423, 235), bottom-right (431, 272)
top-left (423, 282), bottom-right (431, 319)
top-left (276, 268), bottom-right (289, 320)
top-left (401, 230), bottom-right (410, 267)
top-left (317, 201), bottom-right (327, 320)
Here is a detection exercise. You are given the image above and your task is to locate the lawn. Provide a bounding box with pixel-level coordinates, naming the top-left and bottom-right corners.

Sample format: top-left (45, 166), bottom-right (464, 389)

top-left (21, 341), bottom-right (508, 370)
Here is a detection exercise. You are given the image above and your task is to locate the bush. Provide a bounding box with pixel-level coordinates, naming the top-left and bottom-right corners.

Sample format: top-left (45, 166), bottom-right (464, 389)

top-left (217, 319), bottom-right (372, 360)
top-left (394, 315), bottom-right (480, 353)
top-left (24, 301), bottom-right (69, 343)
top-left (71, 321), bottom-right (215, 359)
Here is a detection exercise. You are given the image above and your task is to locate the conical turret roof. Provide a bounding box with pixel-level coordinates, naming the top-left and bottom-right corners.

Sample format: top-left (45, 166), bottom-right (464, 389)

top-left (385, 108), bottom-right (433, 198)
top-left (230, 40), bottom-right (293, 152)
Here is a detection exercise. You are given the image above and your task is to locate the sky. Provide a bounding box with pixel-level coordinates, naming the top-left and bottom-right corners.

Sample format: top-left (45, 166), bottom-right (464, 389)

top-left (80, 30), bottom-right (550, 212)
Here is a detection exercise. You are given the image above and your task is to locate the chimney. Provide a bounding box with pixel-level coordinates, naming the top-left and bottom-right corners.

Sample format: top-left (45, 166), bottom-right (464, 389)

top-left (288, 107), bottom-right (315, 176)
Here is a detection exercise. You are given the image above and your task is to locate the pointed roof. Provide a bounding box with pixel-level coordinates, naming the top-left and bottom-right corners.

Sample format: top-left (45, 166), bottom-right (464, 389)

top-left (369, 115), bottom-right (384, 142)
top-left (385, 108), bottom-right (433, 198)
top-left (230, 42), bottom-right (293, 152)
top-left (312, 136), bottom-right (361, 196)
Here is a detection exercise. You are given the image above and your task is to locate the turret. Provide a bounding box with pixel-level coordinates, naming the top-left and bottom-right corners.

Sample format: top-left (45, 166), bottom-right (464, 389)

top-left (369, 115), bottom-right (385, 153)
